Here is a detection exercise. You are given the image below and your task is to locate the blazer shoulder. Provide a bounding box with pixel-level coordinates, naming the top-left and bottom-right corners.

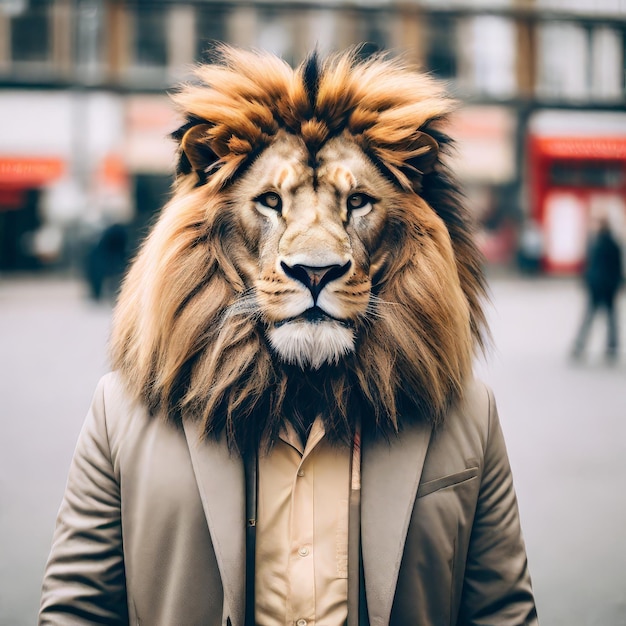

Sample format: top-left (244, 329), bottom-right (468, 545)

top-left (439, 378), bottom-right (495, 454)
top-left (96, 370), bottom-right (144, 414)
top-left (91, 371), bottom-right (151, 462)
top-left (459, 378), bottom-right (493, 424)
top-left (97, 370), bottom-right (131, 401)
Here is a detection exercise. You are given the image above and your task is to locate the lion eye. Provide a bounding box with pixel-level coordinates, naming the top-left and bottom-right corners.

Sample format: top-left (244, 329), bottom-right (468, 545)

top-left (255, 192), bottom-right (282, 213)
top-left (347, 193), bottom-right (374, 217)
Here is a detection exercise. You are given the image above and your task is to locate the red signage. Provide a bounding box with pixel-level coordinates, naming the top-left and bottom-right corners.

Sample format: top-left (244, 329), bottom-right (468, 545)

top-left (0, 157), bottom-right (65, 186)
top-left (533, 136), bottom-right (626, 160)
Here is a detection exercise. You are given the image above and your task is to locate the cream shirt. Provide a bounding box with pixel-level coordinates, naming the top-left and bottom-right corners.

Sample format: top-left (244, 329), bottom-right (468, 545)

top-left (255, 418), bottom-right (351, 626)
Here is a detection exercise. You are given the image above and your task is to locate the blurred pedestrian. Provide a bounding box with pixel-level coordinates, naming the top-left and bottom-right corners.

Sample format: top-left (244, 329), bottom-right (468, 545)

top-left (571, 213), bottom-right (623, 361)
top-left (517, 219), bottom-right (544, 275)
top-left (84, 222), bottom-right (129, 300)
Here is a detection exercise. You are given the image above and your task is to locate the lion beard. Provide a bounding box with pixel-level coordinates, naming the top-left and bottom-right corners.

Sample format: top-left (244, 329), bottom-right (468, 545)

top-left (268, 321), bottom-right (355, 370)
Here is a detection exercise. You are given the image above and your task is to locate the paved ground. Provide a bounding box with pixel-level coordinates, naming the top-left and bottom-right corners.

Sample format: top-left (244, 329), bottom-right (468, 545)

top-left (1, 273), bottom-right (625, 625)
top-left (475, 275), bottom-right (626, 626)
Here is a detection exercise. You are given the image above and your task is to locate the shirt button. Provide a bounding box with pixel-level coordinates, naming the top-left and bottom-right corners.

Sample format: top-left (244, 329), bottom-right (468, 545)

top-left (298, 546), bottom-right (310, 557)
top-left (297, 469), bottom-right (305, 477)
top-left (296, 620), bottom-right (307, 626)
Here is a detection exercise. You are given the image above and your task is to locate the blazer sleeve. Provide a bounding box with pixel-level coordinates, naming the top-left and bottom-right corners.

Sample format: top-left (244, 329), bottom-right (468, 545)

top-left (458, 388), bottom-right (538, 626)
top-left (39, 376), bottom-right (129, 625)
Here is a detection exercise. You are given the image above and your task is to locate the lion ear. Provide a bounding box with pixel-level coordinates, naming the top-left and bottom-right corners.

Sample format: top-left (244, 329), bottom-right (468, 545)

top-left (405, 131), bottom-right (439, 175)
top-left (178, 123), bottom-right (223, 178)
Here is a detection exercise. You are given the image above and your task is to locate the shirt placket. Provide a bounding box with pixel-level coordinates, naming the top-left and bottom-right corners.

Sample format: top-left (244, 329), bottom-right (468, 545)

top-left (286, 423), bottom-right (324, 626)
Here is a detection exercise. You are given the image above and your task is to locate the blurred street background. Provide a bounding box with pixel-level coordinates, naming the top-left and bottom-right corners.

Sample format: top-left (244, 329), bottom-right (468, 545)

top-left (1, 0), bottom-right (626, 624)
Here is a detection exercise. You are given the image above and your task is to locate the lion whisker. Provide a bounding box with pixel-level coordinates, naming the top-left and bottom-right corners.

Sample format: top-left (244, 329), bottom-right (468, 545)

top-left (220, 291), bottom-right (262, 326)
top-left (365, 294), bottom-right (401, 318)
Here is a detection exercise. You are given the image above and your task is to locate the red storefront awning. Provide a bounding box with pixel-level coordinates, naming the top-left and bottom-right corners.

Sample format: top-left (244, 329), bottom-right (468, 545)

top-left (533, 136), bottom-right (626, 160)
top-left (0, 157), bottom-right (65, 186)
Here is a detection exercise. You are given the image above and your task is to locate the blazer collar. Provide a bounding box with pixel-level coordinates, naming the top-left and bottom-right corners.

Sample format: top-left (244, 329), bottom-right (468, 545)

top-left (183, 418), bottom-right (246, 626)
top-left (361, 420), bottom-right (433, 626)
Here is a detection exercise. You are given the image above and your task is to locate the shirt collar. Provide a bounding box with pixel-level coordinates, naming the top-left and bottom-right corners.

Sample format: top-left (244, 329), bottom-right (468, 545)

top-left (279, 415), bottom-right (325, 457)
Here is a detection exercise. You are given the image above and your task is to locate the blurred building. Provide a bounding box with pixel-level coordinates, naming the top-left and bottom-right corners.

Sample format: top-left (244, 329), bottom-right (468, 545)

top-left (0, 0), bottom-right (625, 273)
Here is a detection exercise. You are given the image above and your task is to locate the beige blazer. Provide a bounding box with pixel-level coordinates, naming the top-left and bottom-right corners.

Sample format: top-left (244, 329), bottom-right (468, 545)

top-left (39, 372), bottom-right (537, 626)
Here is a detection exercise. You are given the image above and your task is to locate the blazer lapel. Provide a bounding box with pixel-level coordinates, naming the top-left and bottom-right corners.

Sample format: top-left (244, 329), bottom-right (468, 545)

top-left (183, 419), bottom-right (246, 626)
top-left (360, 420), bottom-right (432, 626)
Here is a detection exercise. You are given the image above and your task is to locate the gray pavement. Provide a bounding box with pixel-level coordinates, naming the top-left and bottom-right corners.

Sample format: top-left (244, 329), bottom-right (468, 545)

top-left (476, 276), bottom-right (626, 626)
top-left (1, 273), bottom-right (625, 625)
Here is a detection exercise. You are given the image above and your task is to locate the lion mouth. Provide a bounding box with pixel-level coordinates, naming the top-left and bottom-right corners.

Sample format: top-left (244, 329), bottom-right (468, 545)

top-left (274, 306), bottom-right (353, 328)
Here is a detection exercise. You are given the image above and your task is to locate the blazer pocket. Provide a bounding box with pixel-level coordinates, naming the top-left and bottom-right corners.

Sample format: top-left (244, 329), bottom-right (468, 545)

top-left (416, 467), bottom-right (479, 499)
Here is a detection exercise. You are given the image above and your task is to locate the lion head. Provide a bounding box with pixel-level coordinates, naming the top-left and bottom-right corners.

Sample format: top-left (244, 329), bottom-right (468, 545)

top-left (111, 47), bottom-right (487, 453)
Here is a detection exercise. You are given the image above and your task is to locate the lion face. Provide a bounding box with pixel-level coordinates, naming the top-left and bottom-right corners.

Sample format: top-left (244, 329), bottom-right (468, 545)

top-left (111, 47), bottom-right (488, 452)
top-left (230, 131), bottom-right (394, 368)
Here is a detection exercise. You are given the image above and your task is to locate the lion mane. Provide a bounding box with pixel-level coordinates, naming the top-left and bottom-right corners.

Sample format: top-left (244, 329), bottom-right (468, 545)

top-left (111, 46), bottom-right (488, 453)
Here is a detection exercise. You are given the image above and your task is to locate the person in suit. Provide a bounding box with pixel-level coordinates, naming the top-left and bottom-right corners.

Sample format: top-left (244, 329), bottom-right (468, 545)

top-left (39, 47), bottom-right (537, 626)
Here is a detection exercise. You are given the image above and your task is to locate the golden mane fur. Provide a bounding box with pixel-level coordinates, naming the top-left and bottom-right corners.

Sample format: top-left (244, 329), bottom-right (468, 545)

top-left (111, 47), bottom-right (488, 453)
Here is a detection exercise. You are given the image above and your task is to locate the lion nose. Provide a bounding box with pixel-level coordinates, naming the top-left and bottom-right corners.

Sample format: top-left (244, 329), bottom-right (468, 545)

top-left (281, 260), bottom-right (351, 300)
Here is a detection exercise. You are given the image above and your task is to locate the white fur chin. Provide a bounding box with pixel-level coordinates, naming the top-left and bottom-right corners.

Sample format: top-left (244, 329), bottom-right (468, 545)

top-left (268, 321), bottom-right (355, 369)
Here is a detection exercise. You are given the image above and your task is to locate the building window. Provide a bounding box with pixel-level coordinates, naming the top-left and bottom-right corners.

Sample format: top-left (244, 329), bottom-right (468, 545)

top-left (196, 5), bottom-right (230, 62)
top-left (590, 26), bottom-right (623, 101)
top-left (425, 15), bottom-right (458, 80)
top-left (360, 11), bottom-right (390, 54)
top-left (537, 21), bottom-right (588, 100)
top-left (460, 16), bottom-right (516, 98)
top-left (134, 5), bottom-right (167, 68)
top-left (11, 6), bottom-right (50, 63)
top-left (256, 7), bottom-right (293, 61)
top-left (76, 0), bottom-right (104, 84)
top-left (550, 161), bottom-right (624, 189)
